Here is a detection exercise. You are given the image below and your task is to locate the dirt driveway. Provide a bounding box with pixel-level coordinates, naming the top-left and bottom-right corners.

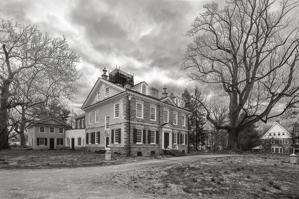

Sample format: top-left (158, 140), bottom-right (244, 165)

top-left (0, 154), bottom-right (236, 199)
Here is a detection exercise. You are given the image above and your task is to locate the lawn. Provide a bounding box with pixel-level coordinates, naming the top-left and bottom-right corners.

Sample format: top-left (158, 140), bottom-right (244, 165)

top-left (0, 148), bottom-right (152, 169)
top-left (111, 154), bottom-right (299, 199)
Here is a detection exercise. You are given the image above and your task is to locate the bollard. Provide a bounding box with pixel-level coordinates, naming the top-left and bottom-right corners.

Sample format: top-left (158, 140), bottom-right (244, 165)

top-left (290, 153), bottom-right (297, 164)
top-left (105, 148), bottom-right (111, 161)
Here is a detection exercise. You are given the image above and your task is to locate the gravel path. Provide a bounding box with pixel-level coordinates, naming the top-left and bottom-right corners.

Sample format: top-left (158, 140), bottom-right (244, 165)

top-left (0, 154), bottom-right (238, 199)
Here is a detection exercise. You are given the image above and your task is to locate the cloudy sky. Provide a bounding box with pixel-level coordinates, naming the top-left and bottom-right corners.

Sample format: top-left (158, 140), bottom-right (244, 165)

top-left (0, 0), bottom-right (209, 112)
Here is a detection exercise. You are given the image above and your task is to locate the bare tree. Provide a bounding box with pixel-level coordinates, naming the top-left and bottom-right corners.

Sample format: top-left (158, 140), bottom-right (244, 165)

top-left (185, 0), bottom-right (299, 150)
top-left (0, 20), bottom-right (79, 149)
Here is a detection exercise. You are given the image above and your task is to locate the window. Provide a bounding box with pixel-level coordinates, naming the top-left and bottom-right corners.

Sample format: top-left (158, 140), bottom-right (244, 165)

top-left (86, 133), bottom-right (89, 144)
top-left (182, 115), bottom-right (186, 127)
top-left (39, 127), bottom-right (44, 133)
top-left (78, 137), bottom-right (81, 146)
top-left (163, 108), bottom-right (169, 123)
top-left (149, 130), bottom-right (156, 144)
top-left (82, 118), bottom-right (85, 128)
top-left (273, 133), bottom-right (276, 136)
top-left (50, 127), bottom-right (54, 133)
top-left (105, 116), bottom-right (110, 129)
top-left (91, 132), bottom-right (95, 144)
top-left (105, 87), bottom-right (109, 97)
top-left (67, 138), bottom-right (70, 146)
top-left (141, 84), bottom-right (147, 95)
top-left (95, 110), bottom-right (100, 123)
top-left (96, 132), bottom-right (100, 144)
top-left (76, 120), bottom-right (79, 128)
top-left (57, 138), bottom-right (63, 145)
top-left (269, 133), bottom-right (272, 136)
top-left (137, 129), bottom-right (143, 144)
top-left (173, 111), bottom-right (178, 125)
top-left (150, 105), bottom-right (156, 121)
top-left (112, 128), bottom-right (121, 144)
top-left (182, 133), bottom-right (185, 145)
top-left (173, 132), bottom-right (177, 144)
top-left (59, 128), bottom-right (63, 133)
top-left (37, 138), bottom-right (47, 146)
top-left (136, 101), bottom-right (143, 119)
top-left (114, 103), bottom-right (120, 118)
top-left (278, 133), bottom-right (280, 136)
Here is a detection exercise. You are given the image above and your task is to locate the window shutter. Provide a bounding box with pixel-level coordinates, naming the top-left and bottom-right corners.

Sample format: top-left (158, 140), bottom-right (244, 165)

top-left (111, 129), bottom-right (114, 144)
top-left (172, 132), bottom-right (174, 144)
top-left (118, 129), bottom-right (121, 144)
top-left (181, 133), bottom-right (183, 144)
top-left (133, 128), bottom-right (137, 144)
top-left (45, 138), bottom-right (48, 146)
top-left (156, 131), bottom-right (159, 144)
top-left (178, 133), bottom-right (181, 144)
top-left (37, 138), bottom-right (39, 146)
top-left (86, 133), bottom-right (89, 144)
top-left (143, 129), bottom-right (146, 144)
top-left (185, 134), bottom-right (187, 144)
top-left (148, 130), bottom-right (151, 144)
top-left (97, 131), bottom-right (100, 144)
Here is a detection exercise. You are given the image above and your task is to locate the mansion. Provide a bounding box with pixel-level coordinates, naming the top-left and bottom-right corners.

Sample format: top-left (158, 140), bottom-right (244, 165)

top-left (68, 68), bottom-right (190, 156)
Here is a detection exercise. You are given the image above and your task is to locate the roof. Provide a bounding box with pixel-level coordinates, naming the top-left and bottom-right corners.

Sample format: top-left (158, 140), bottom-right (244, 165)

top-left (261, 122), bottom-right (291, 139)
top-left (28, 117), bottom-right (70, 128)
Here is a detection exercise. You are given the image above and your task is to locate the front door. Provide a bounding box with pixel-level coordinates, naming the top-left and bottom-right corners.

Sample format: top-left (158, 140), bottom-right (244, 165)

top-left (49, 138), bottom-right (55, 149)
top-left (106, 137), bottom-right (109, 147)
top-left (164, 132), bottom-right (169, 149)
top-left (71, 138), bottom-right (75, 150)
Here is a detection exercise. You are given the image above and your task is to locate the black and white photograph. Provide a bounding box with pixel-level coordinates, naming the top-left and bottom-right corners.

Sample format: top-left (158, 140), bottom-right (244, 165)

top-left (0, 0), bottom-right (299, 198)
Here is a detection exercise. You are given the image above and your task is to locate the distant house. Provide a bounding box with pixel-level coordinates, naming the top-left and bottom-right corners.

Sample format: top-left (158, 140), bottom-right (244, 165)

top-left (81, 68), bottom-right (190, 156)
top-left (65, 114), bottom-right (86, 150)
top-left (26, 117), bottom-right (69, 150)
top-left (261, 122), bottom-right (292, 154)
top-left (292, 123), bottom-right (299, 153)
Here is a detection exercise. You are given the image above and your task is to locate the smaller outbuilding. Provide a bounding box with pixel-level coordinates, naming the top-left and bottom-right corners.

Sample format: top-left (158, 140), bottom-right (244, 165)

top-left (26, 117), bottom-right (70, 150)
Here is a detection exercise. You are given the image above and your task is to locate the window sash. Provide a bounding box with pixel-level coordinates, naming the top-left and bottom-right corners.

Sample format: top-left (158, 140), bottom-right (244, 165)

top-left (59, 128), bottom-right (63, 133)
top-left (173, 112), bottom-right (178, 125)
top-left (95, 110), bottom-right (100, 123)
top-left (150, 131), bottom-right (156, 144)
top-left (105, 116), bottom-right (110, 129)
top-left (50, 127), bottom-right (54, 133)
top-left (78, 138), bottom-right (81, 146)
top-left (163, 109), bottom-right (169, 123)
top-left (150, 106), bottom-right (156, 121)
top-left (136, 102), bottom-right (143, 118)
top-left (136, 129), bottom-right (142, 144)
top-left (39, 127), bottom-right (44, 133)
top-left (114, 103), bottom-right (120, 118)
top-left (174, 132), bottom-right (177, 144)
top-left (182, 115), bottom-right (186, 126)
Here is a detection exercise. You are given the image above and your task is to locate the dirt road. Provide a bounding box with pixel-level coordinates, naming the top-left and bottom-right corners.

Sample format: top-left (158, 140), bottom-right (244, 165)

top-left (0, 154), bottom-right (237, 199)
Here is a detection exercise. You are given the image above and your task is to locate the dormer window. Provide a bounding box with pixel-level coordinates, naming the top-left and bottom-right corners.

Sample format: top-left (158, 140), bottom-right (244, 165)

top-left (141, 84), bottom-right (147, 95)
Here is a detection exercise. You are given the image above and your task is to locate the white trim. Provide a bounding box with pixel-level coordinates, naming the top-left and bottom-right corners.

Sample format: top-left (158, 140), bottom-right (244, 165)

top-left (95, 110), bottom-right (100, 123)
top-left (182, 114), bottom-right (186, 127)
top-left (173, 111), bottom-right (178, 125)
top-left (136, 101), bottom-right (144, 119)
top-left (150, 104), bottom-right (157, 121)
top-left (163, 108), bottom-right (169, 123)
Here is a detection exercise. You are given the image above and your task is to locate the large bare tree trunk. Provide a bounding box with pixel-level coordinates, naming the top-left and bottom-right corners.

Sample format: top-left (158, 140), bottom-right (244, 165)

top-left (227, 129), bottom-right (239, 151)
top-left (0, 81), bottom-right (11, 150)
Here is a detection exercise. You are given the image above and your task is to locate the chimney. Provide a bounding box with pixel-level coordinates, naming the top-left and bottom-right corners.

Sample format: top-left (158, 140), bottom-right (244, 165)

top-left (102, 67), bottom-right (108, 80)
top-left (162, 87), bottom-right (168, 98)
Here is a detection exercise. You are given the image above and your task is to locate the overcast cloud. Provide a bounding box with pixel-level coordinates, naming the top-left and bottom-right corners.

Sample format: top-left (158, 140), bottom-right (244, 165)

top-left (0, 0), bottom-right (209, 112)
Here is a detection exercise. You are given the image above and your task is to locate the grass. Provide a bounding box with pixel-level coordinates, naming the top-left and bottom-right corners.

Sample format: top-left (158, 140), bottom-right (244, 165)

top-left (111, 154), bottom-right (299, 199)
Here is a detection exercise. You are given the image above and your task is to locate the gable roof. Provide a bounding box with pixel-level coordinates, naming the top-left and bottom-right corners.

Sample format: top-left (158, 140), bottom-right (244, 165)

top-left (261, 122), bottom-right (291, 139)
top-left (81, 78), bottom-right (125, 109)
top-left (28, 117), bottom-right (69, 128)
top-left (160, 96), bottom-right (176, 106)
